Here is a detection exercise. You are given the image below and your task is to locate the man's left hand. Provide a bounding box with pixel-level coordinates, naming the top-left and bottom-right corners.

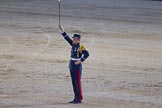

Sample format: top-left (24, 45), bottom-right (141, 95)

top-left (74, 60), bottom-right (81, 65)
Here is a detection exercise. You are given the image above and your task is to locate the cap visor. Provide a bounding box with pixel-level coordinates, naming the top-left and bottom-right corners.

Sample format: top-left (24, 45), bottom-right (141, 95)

top-left (72, 37), bottom-right (80, 39)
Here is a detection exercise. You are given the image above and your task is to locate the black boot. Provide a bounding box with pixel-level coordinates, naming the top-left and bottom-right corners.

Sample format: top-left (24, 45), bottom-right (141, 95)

top-left (69, 98), bottom-right (77, 104)
top-left (73, 100), bottom-right (82, 104)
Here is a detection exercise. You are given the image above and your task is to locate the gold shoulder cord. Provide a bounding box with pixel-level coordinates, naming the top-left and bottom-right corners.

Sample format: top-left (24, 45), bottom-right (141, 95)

top-left (77, 45), bottom-right (85, 58)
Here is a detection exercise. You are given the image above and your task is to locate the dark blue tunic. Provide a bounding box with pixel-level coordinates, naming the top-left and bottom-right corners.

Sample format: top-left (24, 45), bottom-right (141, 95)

top-left (62, 32), bottom-right (89, 70)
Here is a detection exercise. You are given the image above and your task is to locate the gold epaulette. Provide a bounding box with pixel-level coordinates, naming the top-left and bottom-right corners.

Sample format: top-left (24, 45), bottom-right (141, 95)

top-left (78, 45), bottom-right (86, 53)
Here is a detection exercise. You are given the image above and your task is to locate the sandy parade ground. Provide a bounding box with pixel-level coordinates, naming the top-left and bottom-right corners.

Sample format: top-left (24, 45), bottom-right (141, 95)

top-left (0, 0), bottom-right (162, 108)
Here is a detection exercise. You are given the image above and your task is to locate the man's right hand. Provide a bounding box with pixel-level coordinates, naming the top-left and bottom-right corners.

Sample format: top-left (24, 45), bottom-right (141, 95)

top-left (59, 25), bottom-right (64, 33)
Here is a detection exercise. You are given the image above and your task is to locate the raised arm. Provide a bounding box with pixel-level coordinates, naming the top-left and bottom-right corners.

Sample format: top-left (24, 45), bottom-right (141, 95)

top-left (59, 25), bottom-right (73, 46)
top-left (62, 32), bottom-right (73, 46)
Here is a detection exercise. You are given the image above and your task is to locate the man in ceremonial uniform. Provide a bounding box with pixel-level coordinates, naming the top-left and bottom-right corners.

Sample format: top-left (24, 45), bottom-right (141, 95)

top-left (59, 25), bottom-right (89, 104)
